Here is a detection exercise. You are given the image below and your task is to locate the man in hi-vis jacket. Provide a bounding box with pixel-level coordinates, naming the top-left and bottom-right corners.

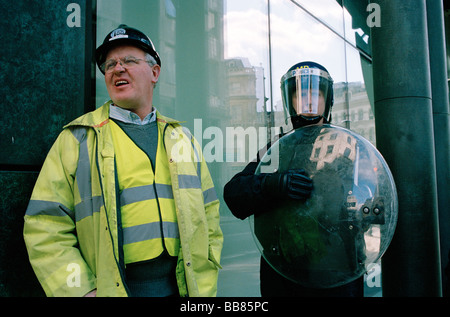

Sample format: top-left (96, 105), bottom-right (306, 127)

top-left (24, 25), bottom-right (223, 297)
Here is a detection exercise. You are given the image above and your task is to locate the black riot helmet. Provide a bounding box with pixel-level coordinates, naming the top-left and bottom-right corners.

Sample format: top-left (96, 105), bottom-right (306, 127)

top-left (281, 61), bottom-right (334, 128)
top-left (95, 24), bottom-right (161, 74)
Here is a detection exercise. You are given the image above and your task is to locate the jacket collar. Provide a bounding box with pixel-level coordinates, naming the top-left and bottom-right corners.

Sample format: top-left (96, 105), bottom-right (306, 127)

top-left (64, 100), bottom-right (182, 129)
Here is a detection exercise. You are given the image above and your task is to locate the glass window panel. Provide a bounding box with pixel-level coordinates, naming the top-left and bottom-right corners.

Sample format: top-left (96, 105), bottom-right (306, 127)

top-left (222, 0), bottom-right (269, 296)
top-left (95, 0), bottom-right (377, 297)
top-left (345, 43), bottom-right (376, 145)
top-left (342, 0), bottom-right (372, 57)
top-left (269, 0), bottom-right (347, 131)
top-left (289, 0), bottom-right (346, 38)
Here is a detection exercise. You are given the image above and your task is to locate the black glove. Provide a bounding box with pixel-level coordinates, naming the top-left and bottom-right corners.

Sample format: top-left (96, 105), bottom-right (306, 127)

top-left (261, 169), bottom-right (313, 200)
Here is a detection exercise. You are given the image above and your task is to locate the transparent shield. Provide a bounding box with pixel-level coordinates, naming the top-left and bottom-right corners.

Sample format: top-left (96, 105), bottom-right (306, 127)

top-left (250, 125), bottom-right (398, 288)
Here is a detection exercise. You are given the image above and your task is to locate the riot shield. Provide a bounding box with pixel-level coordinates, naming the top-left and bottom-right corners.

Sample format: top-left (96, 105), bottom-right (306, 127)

top-left (251, 124), bottom-right (398, 288)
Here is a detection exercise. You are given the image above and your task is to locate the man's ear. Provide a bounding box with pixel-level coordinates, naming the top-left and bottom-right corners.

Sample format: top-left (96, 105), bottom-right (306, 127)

top-left (151, 64), bottom-right (161, 84)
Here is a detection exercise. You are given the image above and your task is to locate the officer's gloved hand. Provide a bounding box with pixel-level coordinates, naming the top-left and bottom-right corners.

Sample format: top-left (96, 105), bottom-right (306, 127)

top-left (261, 169), bottom-right (313, 200)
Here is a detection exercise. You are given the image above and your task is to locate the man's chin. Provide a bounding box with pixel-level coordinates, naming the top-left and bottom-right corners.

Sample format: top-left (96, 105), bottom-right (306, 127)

top-left (111, 100), bottom-right (135, 110)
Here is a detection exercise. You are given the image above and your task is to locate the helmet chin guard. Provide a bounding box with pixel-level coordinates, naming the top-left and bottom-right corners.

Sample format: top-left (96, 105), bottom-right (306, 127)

top-left (291, 114), bottom-right (324, 129)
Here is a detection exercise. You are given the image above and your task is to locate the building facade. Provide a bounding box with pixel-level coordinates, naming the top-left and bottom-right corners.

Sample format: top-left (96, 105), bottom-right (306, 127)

top-left (1, 0), bottom-right (448, 297)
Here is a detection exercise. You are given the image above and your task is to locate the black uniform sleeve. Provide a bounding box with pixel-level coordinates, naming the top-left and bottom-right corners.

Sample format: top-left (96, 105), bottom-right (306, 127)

top-left (223, 146), bottom-right (276, 220)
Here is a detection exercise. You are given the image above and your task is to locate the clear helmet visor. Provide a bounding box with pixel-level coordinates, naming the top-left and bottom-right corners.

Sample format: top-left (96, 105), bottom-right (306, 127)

top-left (281, 68), bottom-right (332, 120)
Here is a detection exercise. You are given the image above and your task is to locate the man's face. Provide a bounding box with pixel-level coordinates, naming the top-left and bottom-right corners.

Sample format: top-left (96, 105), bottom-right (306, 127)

top-left (292, 89), bottom-right (326, 117)
top-left (104, 45), bottom-right (160, 111)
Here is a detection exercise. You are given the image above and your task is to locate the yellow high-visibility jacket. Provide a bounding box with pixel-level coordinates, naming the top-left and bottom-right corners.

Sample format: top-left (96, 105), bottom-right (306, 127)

top-left (23, 101), bottom-right (223, 297)
top-left (109, 119), bottom-right (180, 264)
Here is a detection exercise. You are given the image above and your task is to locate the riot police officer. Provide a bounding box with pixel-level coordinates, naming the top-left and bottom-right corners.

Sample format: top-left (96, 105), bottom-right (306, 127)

top-left (223, 61), bottom-right (363, 297)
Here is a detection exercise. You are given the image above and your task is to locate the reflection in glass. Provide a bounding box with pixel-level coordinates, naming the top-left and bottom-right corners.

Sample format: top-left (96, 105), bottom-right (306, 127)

top-left (290, 0), bottom-right (346, 38)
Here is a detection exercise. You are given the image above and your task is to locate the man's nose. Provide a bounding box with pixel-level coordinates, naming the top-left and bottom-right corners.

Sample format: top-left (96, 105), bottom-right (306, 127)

top-left (113, 61), bottom-right (126, 73)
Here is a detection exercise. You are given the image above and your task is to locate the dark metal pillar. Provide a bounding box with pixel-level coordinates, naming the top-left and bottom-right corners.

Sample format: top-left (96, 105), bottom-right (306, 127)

top-left (426, 0), bottom-right (450, 296)
top-left (0, 0), bottom-right (95, 296)
top-left (371, 0), bottom-right (442, 296)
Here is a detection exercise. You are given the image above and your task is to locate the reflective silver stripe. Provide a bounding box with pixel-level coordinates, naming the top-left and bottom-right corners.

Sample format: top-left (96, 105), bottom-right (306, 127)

top-left (178, 174), bottom-right (201, 189)
top-left (203, 187), bottom-right (218, 205)
top-left (25, 200), bottom-right (74, 220)
top-left (71, 127), bottom-right (104, 222)
top-left (155, 184), bottom-right (174, 198)
top-left (182, 127), bottom-right (202, 179)
top-left (72, 128), bottom-right (91, 201)
top-left (123, 222), bottom-right (179, 245)
top-left (182, 135), bottom-right (217, 205)
top-left (74, 196), bottom-right (104, 222)
top-left (120, 183), bottom-right (173, 207)
top-left (120, 185), bottom-right (154, 207)
top-left (70, 127), bottom-right (87, 144)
